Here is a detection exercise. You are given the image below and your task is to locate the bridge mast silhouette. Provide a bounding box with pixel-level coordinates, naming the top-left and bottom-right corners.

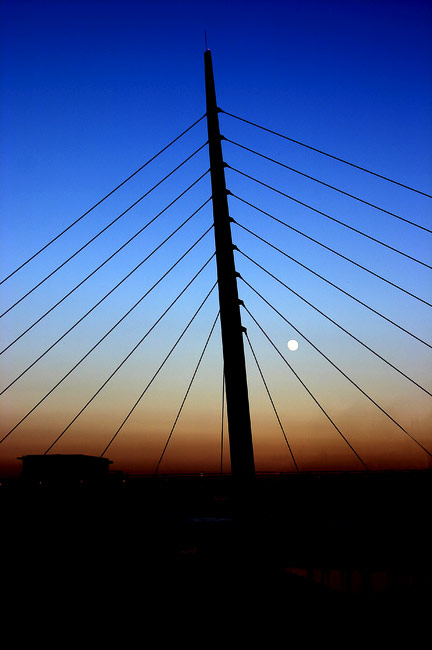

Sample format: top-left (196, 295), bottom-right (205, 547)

top-left (204, 49), bottom-right (255, 482)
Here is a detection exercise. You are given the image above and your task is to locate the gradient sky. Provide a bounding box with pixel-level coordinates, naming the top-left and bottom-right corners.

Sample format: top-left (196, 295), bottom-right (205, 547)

top-left (1, 0), bottom-right (431, 477)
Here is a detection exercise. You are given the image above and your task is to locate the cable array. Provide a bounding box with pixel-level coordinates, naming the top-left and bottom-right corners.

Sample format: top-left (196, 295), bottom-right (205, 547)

top-left (244, 331), bottom-right (299, 472)
top-left (233, 218), bottom-right (432, 348)
top-left (240, 279), bottom-right (431, 460)
top-left (0, 230), bottom-right (214, 445)
top-left (101, 282), bottom-right (217, 457)
top-left (243, 305), bottom-right (369, 470)
top-left (229, 169), bottom-right (431, 307)
top-left (238, 249), bottom-right (431, 397)
top-left (1, 188), bottom-right (210, 357)
top-left (1, 143), bottom-right (208, 319)
top-left (224, 138), bottom-right (432, 246)
top-left (220, 109), bottom-right (432, 201)
top-left (0, 113), bottom-right (206, 285)
top-left (154, 312), bottom-right (220, 474)
top-left (1, 216), bottom-right (212, 394)
top-left (45, 268), bottom-right (216, 455)
top-left (2, 101), bottom-right (431, 474)
top-left (233, 214), bottom-right (432, 316)
top-left (219, 107), bottom-right (430, 468)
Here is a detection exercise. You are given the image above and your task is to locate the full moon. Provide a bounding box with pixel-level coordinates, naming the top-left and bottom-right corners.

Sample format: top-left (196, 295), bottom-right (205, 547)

top-left (287, 339), bottom-right (299, 351)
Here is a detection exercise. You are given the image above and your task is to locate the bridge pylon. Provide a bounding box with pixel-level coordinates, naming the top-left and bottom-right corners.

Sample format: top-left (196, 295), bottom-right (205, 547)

top-left (204, 49), bottom-right (255, 483)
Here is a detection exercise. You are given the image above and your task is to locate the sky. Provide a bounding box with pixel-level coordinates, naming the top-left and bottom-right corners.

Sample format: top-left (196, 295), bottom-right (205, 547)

top-left (1, 0), bottom-right (431, 477)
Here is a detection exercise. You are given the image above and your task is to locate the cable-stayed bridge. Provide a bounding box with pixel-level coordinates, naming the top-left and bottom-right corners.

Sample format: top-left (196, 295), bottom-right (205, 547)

top-left (1, 50), bottom-right (431, 631)
top-left (1, 51), bottom-right (431, 481)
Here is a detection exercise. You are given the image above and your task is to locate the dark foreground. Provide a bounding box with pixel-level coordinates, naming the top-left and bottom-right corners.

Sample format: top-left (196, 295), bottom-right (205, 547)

top-left (1, 470), bottom-right (431, 640)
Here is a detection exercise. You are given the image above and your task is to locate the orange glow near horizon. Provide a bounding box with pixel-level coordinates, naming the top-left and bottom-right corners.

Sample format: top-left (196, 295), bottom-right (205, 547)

top-left (1, 386), bottom-right (431, 477)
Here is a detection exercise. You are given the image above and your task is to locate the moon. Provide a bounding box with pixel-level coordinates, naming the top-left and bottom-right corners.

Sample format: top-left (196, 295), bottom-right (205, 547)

top-left (287, 339), bottom-right (299, 351)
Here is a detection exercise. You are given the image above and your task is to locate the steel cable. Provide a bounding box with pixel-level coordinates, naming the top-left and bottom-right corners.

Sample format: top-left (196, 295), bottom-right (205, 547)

top-left (241, 282), bottom-right (432, 459)
top-left (0, 229), bottom-right (214, 444)
top-left (0, 113), bottom-right (206, 285)
top-left (44, 263), bottom-right (216, 454)
top-left (220, 109), bottom-right (432, 202)
top-left (225, 138), bottom-right (432, 246)
top-left (101, 282), bottom-right (218, 457)
top-left (1, 188), bottom-right (210, 356)
top-left (1, 208), bottom-right (212, 393)
top-left (233, 219), bottom-right (431, 349)
top-left (1, 144), bottom-right (208, 318)
top-left (243, 305), bottom-right (369, 470)
top-left (231, 211), bottom-right (431, 308)
top-left (238, 249), bottom-right (432, 397)
top-left (245, 331), bottom-right (299, 472)
top-left (154, 312), bottom-right (220, 474)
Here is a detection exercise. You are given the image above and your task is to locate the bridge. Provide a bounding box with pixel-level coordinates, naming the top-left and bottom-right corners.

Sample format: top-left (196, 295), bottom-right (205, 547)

top-left (1, 50), bottom-right (430, 479)
top-left (0, 49), bottom-right (431, 625)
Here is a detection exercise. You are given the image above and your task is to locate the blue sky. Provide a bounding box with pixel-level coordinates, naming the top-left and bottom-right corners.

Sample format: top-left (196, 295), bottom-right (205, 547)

top-left (1, 0), bottom-right (431, 476)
